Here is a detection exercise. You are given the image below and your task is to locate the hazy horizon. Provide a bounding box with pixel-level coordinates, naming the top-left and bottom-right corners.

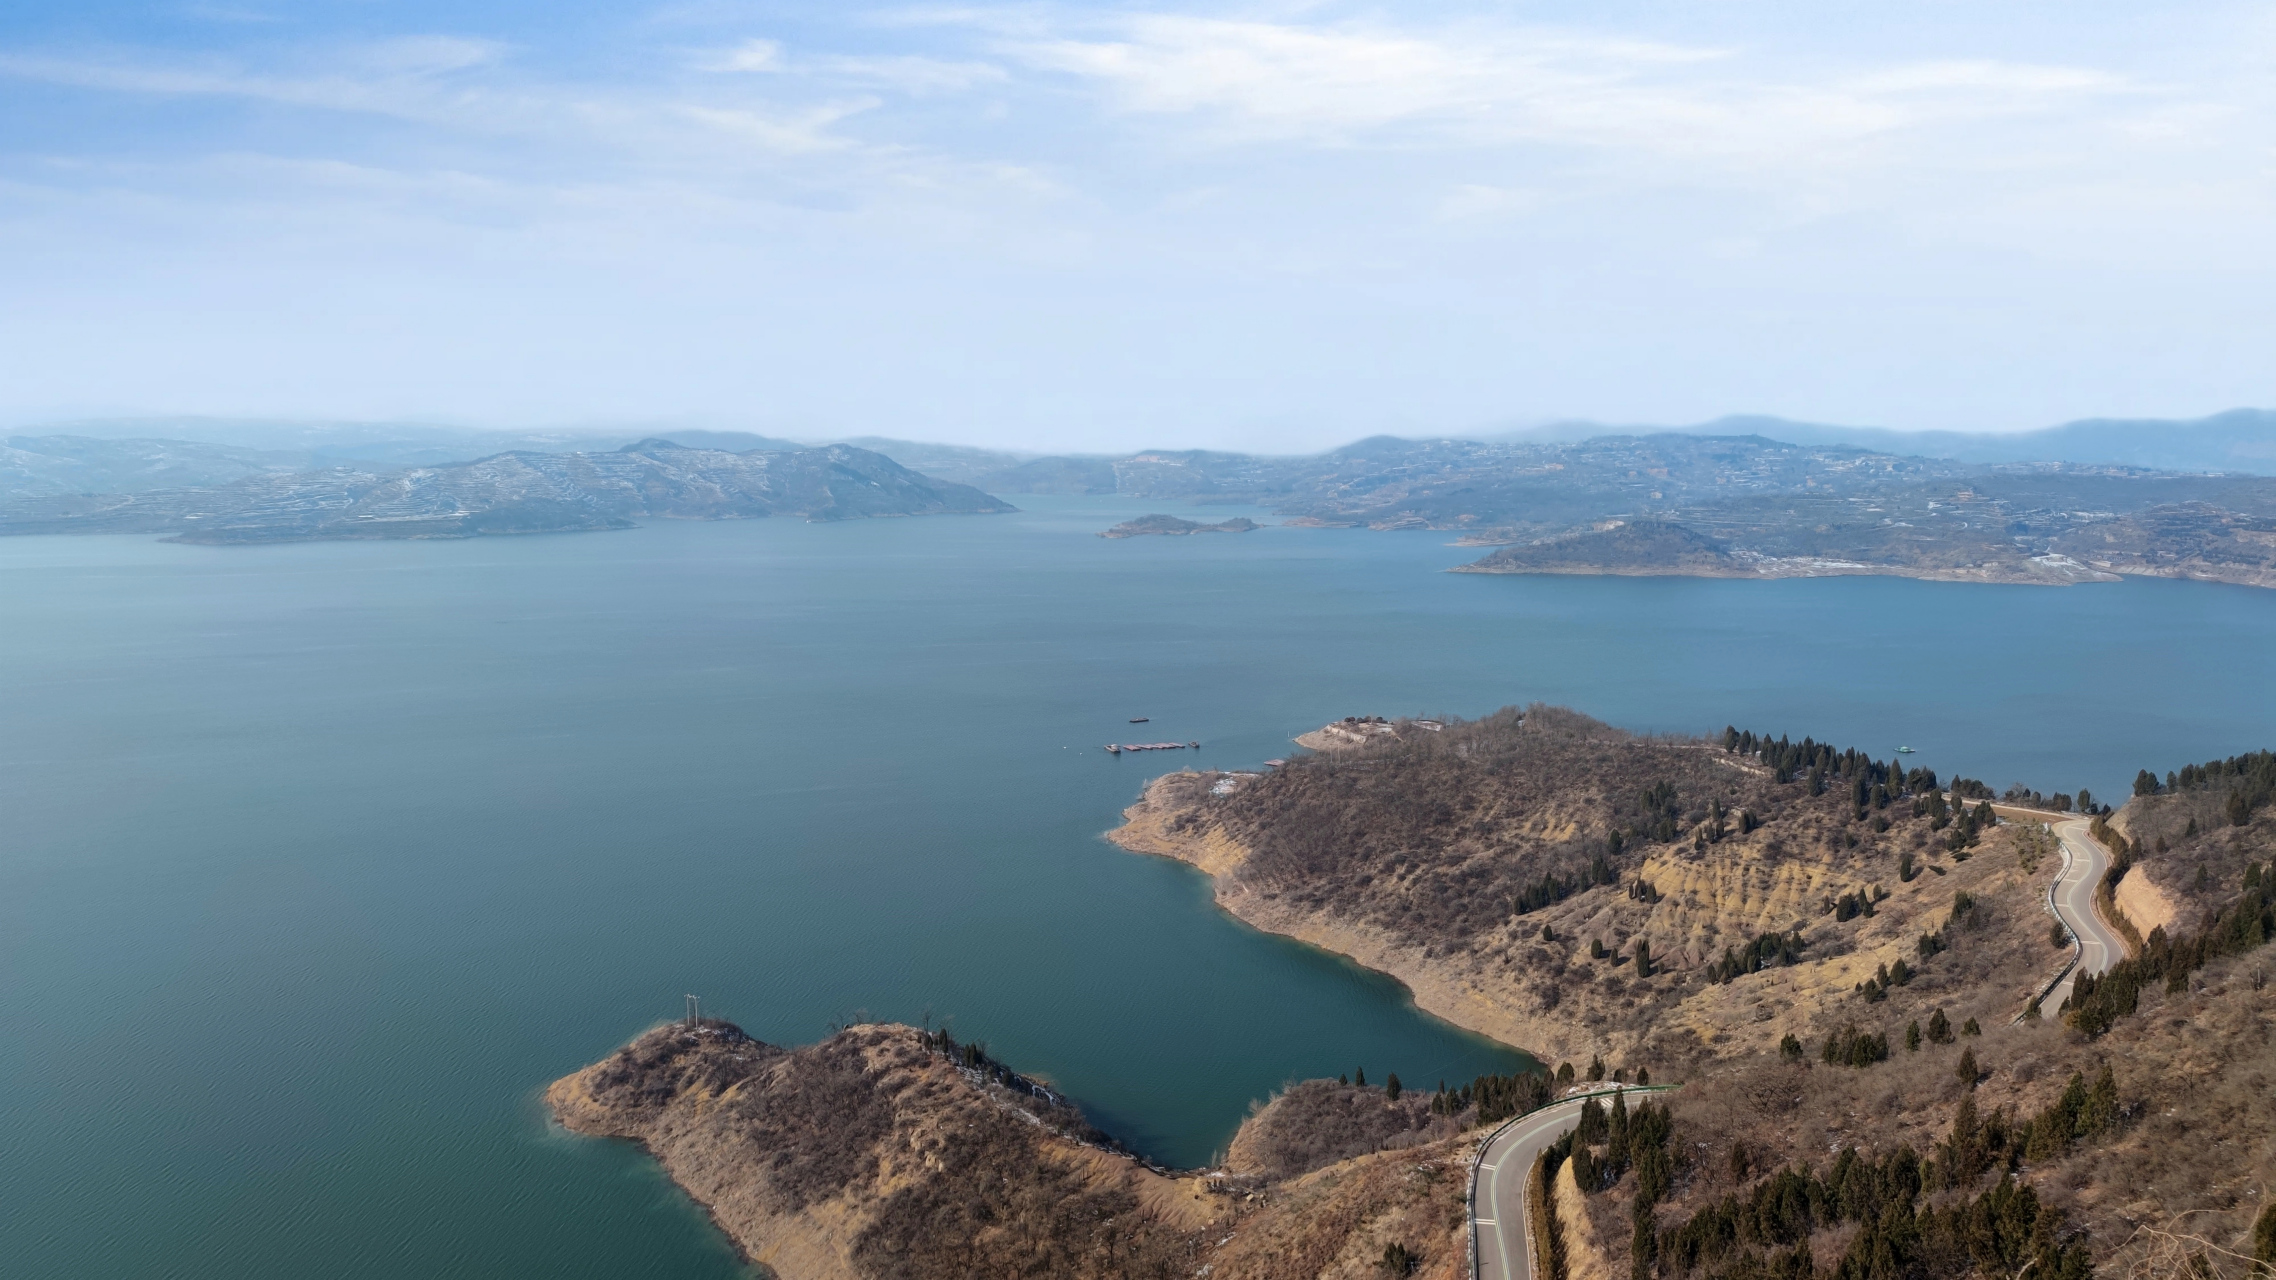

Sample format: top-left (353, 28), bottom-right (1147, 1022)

top-left (6, 2), bottom-right (2274, 453)
top-left (9, 406), bottom-right (2275, 465)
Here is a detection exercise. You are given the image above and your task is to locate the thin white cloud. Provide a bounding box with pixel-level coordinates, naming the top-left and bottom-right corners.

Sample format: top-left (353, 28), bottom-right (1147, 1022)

top-left (701, 36), bottom-right (1005, 94)
top-left (708, 38), bottom-right (784, 72)
top-left (993, 12), bottom-right (2138, 165)
top-left (0, 37), bottom-right (507, 122)
top-left (679, 100), bottom-right (880, 153)
top-left (807, 53), bottom-right (1007, 94)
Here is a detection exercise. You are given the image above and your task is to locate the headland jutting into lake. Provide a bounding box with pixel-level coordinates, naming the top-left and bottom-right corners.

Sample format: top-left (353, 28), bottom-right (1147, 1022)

top-left (552, 700), bottom-right (2276, 1280)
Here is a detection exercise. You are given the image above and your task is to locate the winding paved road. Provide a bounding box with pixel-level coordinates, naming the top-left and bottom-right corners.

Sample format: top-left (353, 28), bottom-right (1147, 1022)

top-left (1473, 1088), bottom-right (1668, 1280)
top-left (1469, 812), bottom-right (2129, 1278)
top-left (2034, 814), bottom-right (2127, 1010)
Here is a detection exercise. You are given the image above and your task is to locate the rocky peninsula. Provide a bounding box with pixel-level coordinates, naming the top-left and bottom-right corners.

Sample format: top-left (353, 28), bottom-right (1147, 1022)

top-left (549, 1018), bottom-right (1485, 1279)
top-left (546, 712), bottom-right (2276, 1280)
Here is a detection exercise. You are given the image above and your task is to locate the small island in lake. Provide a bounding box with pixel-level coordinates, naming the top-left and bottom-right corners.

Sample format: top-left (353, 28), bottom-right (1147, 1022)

top-left (1099, 514), bottom-right (1259, 538)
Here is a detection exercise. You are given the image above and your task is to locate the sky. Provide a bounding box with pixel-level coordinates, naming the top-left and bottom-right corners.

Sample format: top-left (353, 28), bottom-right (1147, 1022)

top-left (2, 1), bottom-right (2272, 453)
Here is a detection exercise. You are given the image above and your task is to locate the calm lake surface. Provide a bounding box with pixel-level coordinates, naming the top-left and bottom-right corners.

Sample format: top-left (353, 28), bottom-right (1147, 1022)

top-left (5, 495), bottom-right (2273, 1277)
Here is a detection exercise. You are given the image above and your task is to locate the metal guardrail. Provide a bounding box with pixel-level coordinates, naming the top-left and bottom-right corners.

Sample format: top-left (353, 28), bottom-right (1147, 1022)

top-left (2018, 827), bottom-right (2085, 1024)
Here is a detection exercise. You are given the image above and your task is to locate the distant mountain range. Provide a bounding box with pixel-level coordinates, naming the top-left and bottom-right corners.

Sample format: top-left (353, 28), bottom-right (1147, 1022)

top-left (0, 439), bottom-right (1011, 543)
top-left (6, 412), bottom-right (2274, 582)
top-left (25, 405), bottom-right (2276, 478)
top-left (1505, 408), bottom-right (2276, 475)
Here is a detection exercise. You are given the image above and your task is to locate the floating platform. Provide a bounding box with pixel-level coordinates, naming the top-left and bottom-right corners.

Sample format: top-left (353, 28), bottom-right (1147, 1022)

top-left (1104, 741), bottom-right (1201, 754)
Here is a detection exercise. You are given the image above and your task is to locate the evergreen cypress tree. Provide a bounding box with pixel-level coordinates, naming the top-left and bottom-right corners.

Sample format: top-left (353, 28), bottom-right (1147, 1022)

top-left (1571, 1144), bottom-right (1599, 1192)
top-left (1632, 1203), bottom-right (1659, 1280)
top-left (2083, 1064), bottom-right (2117, 1135)
top-left (1355, 1066), bottom-right (1366, 1087)
top-left (2253, 1199), bottom-right (2276, 1273)
top-left (1577, 1096), bottom-right (1608, 1144)
top-left (1588, 1054), bottom-right (1607, 1081)
top-left (1385, 1073), bottom-right (1402, 1101)
top-left (1956, 1047), bottom-right (1979, 1087)
top-left (1634, 939), bottom-right (1654, 978)
top-left (1557, 1061), bottom-right (1576, 1085)
top-left (1608, 1089), bottom-right (1630, 1159)
top-left (1962, 1017), bottom-right (1981, 1036)
top-left (1927, 1008), bottom-right (1953, 1043)
top-left (1906, 1020), bottom-right (1922, 1051)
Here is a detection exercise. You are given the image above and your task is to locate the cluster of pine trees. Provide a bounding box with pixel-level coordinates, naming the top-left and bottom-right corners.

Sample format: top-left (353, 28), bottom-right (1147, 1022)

top-left (1909, 1007), bottom-right (1959, 1046)
top-left (1431, 1066), bottom-right (1556, 1125)
top-left (1529, 1090), bottom-right (1680, 1280)
top-left (1855, 957), bottom-right (1914, 1003)
top-left (1512, 850), bottom-right (1621, 915)
top-left (1930, 1063), bottom-right (2122, 1184)
top-left (1657, 1141), bottom-right (2091, 1280)
top-left (1706, 930), bottom-right (1807, 984)
top-left (2147, 749), bottom-right (2276, 824)
top-left (1832, 888), bottom-right (1878, 922)
top-left (1945, 798), bottom-right (1996, 854)
top-left (2016, 1066), bottom-right (2122, 1162)
top-left (1821, 1025), bottom-right (1891, 1067)
top-left (915, 1027), bottom-right (1068, 1109)
top-left (2064, 861), bottom-right (2276, 1035)
top-left (1721, 727), bottom-right (1943, 802)
top-left (2088, 812), bottom-right (2135, 861)
top-left (1918, 888), bottom-right (1988, 963)
top-left (1634, 780), bottom-right (1688, 844)
top-left (1569, 1091), bottom-right (1678, 1199)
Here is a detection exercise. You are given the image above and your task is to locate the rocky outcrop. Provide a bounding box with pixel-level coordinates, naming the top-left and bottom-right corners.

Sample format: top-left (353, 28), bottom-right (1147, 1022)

top-left (548, 1020), bottom-right (1213, 1279)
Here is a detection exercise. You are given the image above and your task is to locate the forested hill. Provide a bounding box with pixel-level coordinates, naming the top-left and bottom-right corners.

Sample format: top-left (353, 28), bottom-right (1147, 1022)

top-left (1115, 705), bottom-right (2037, 1070)
top-left (1200, 706), bottom-right (1972, 956)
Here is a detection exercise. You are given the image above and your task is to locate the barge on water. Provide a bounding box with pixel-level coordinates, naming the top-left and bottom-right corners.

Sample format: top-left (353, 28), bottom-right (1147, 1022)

top-left (1104, 741), bottom-right (1201, 754)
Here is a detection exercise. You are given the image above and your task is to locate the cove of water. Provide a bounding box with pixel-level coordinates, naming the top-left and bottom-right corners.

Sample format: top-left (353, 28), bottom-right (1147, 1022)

top-left (4, 495), bottom-right (2272, 1278)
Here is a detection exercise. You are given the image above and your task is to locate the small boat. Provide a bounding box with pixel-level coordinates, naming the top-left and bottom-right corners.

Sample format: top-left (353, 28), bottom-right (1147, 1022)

top-left (1895, 745), bottom-right (1916, 754)
top-left (1129, 717), bottom-right (1149, 723)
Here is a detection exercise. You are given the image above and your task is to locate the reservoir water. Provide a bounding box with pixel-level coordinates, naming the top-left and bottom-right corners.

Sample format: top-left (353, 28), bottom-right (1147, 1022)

top-left (4, 495), bottom-right (2273, 1277)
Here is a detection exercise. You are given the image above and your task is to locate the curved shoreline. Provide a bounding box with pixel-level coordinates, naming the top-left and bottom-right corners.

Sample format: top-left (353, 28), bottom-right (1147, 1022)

top-left (1107, 774), bottom-right (1581, 1066)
